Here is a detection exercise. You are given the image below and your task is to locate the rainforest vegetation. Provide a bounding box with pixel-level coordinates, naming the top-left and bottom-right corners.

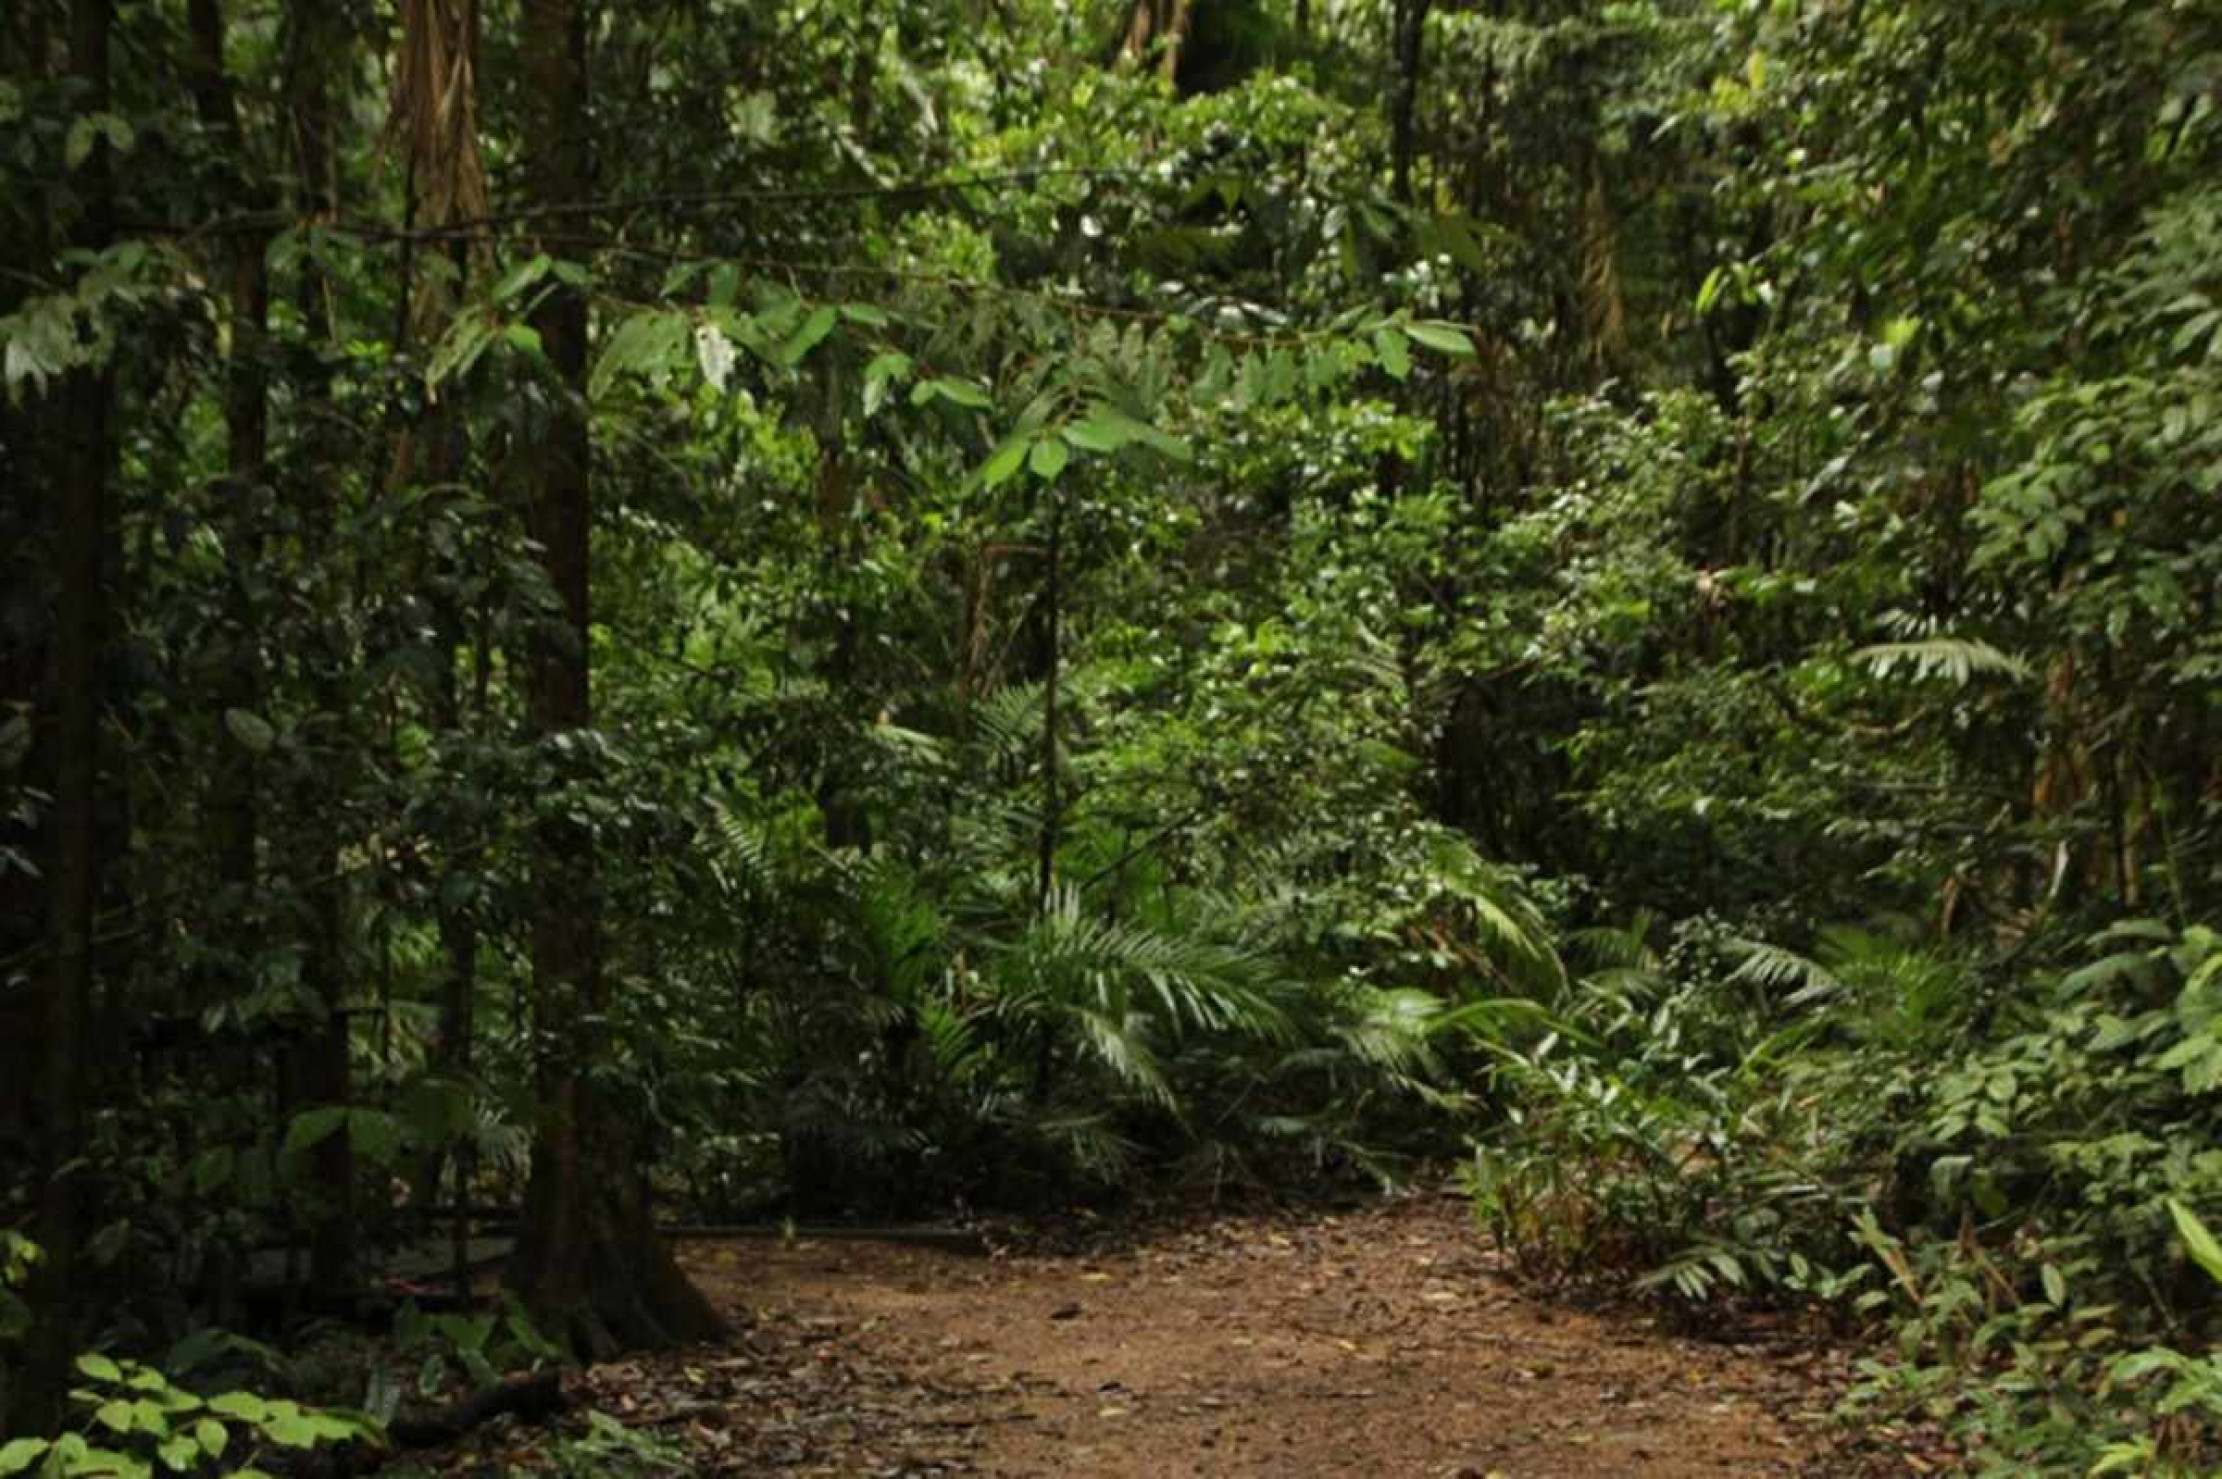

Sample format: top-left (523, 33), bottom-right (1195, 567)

top-left (3, 0), bottom-right (2221, 1471)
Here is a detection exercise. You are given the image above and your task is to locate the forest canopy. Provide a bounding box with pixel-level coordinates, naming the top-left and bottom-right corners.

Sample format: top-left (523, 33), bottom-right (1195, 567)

top-left (3, 0), bottom-right (2221, 1471)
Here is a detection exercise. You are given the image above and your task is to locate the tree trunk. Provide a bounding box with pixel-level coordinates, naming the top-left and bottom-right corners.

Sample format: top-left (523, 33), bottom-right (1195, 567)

top-left (506, 0), bottom-right (724, 1355)
top-left (1117, 0), bottom-right (1195, 85)
top-left (15, 0), bottom-right (114, 1437)
top-left (284, 0), bottom-right (357, 1299)
top-left (0, 0), bottom-right (56, 1140)
top-left (187, 0), bottom-right (271, 988)
top-left (1390, 0), bottom-right (1431, 204)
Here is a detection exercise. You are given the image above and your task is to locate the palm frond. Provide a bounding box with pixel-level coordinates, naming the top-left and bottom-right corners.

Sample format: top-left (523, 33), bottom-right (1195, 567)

top-left (1422, 834), bottom-right (1566, 993)
top-left (1568, 911), bottom-right (1664, 972)
top-left (1728, 938), bottom-right (1846, 1006)
top-left (1852, 637), bottom-right (2032, 686)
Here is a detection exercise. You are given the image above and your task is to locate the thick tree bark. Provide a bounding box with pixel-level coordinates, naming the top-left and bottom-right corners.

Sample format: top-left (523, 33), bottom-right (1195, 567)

top-left (506, 0), bottom-right (723, 1355)
top-left (15, 0), bottom-right (114, 1437)
top-left (387, 1), bottom-right (485, 1295)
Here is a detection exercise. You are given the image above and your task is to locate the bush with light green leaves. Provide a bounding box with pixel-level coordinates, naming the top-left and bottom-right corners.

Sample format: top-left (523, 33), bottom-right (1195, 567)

top-left (0, 1353), bottom-right (376, 1479)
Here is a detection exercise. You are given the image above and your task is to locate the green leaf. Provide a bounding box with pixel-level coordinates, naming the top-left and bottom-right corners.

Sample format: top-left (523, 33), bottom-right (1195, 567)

top-left (194, 1419), bottom-right (227, 1460)
top-left (706, 263), bottom-right (741, 309)
top-left (918, 377), bottom-right (994, 411)
top-left (2168, 1199), bottom-right (2222, 1285)
top-left (1027, 436), bottom-right (1069, 482)
top-left (490, 254), bottom-right (552, 304)
top-left (777, 305), bottom-right (839, 367)
top-left (1419, 214), bottom-right (1491, 274)
top-left (66, 113), bottom-right (133, 169)
top-left (1405, 321), bottom-right (1475, 357)
top-left (977, 433), bottom-right (1029, 490)
top-left (862, 352), bottom-right (911, 417)
top-left (0, 1438), bottom-right (49, 1477)
top-left (283, 1106), bottom-right (348, 1158)
top-left (95, 1398), bottom-right (135, 1433)
top-left (346, 1109), bottom-right (402, 1167)
top-left (76, 1353), bottom-right (125, 1383)
top-left (1063, 415), bottom-right (1133, 454)
top-left (223, 709), bottom-right (276, 754)
top-left (590, 311), bottom-right (676, 399)
top-left (1076, 403), bottom-right (1189, 462)
top-left (265, 1409), bottom-right (320, 1448)
top-left (1373, 327), bottom-right (1411, 380)
top-left (1696, 266), bottom-right (1728, 315)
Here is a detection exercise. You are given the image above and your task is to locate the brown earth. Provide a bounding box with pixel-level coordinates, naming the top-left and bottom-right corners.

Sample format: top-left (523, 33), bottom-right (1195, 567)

top-left (531, 1195), bottom-right (1858, 1477)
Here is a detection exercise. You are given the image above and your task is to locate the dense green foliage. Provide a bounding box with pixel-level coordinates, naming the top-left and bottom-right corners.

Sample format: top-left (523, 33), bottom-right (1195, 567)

top-left (4, 0), bottom-right (2220, 1468)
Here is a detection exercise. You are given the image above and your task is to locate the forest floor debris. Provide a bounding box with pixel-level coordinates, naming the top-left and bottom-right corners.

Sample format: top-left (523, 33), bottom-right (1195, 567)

top-left (413, 1194), bottom-right (1910, 1476)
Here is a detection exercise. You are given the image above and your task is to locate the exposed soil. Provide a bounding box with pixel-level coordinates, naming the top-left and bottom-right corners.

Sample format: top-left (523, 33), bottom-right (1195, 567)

top-left (533, 1194), bottom-right (1851, 1477)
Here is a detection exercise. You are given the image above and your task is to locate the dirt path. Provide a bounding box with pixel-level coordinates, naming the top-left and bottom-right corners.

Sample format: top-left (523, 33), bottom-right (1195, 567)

top-left (603, 1196), bottom-right (1838, 1477)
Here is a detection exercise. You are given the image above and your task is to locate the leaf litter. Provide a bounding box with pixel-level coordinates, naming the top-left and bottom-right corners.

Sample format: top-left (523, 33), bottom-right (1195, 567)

top-left (412, 1195), bottom-right (1916, 1476)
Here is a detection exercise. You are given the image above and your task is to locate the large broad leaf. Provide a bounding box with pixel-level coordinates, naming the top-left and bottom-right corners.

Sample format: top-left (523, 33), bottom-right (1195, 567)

top-left (1405, 320), bottom-right (1475, 356)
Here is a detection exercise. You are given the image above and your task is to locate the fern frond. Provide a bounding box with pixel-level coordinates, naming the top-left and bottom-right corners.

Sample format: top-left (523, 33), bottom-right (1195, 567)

top-left (1728, 938), bottom-right (1846, 1006)
top-left (704, 800), bottom-right (772, 897)
top-left (1852, 637), bottom-right (2033, 685)
top-left (1568, 911), bottom-right (1664, 972)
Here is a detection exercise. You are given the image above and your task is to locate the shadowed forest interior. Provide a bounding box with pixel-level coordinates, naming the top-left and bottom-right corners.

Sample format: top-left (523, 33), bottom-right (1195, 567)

top-left (3, 0), bottom-right (2221, 1473)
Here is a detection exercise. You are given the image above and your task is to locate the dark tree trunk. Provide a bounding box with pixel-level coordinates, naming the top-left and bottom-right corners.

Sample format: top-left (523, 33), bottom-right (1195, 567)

top-left (1390, 0), bottom-right (1431, 204)
top-left (0, 0), bottom-right (56, 1134)
top-left (506, 0), bottom-right (724, 1356)
top-left (284, 0), bottom-right (356, 1298)
top-left (187, 0), bottom-right (271, 985)
top-left (15, 0), bottom-right (114, 1437)
top-left (1037, 493), bottom-right (1062, 910)
top-left (814, 436), bottom-right (869, 850)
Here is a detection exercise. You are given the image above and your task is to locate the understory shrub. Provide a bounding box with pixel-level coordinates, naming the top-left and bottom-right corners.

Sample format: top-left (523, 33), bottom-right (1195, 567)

top-left (1473, 917), bottom-right (2222, 1471)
